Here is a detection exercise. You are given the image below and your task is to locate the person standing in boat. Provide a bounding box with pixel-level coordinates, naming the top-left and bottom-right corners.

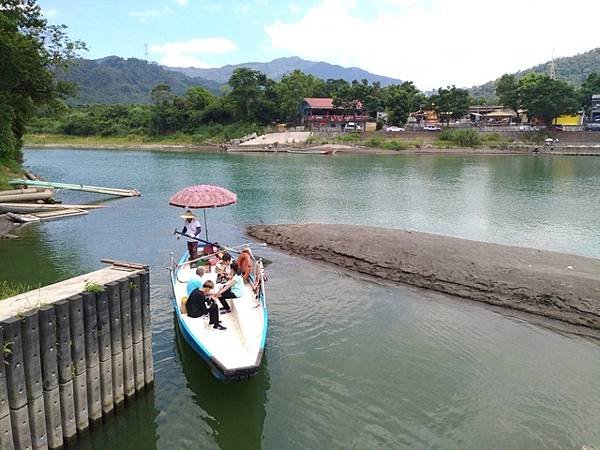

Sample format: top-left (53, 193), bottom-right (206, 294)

top-left (180, 210), bottom-right (202, 262)
top-left (183, 280), bottom-right (226, 330)
top-left (236, 247), bottom-right (254, 282)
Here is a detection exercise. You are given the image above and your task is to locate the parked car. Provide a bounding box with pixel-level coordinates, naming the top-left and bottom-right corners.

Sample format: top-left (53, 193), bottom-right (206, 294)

top-left (385, 126), bottom-right (405, 132)
top-left (423, 125), bottom-right (441, 131)
top-left (344, 122), bottom-right (362, 132)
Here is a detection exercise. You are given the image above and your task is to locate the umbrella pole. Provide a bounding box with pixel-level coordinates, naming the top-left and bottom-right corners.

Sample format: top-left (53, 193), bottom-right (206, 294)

top-left (203, 208), bottom-right (208, 241)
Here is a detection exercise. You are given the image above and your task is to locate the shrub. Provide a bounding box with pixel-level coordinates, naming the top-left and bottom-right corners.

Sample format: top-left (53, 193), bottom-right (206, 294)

top-left (364, 136), bottom-right (384, 148)
top-left (439, 129), bottom-right (481, 147)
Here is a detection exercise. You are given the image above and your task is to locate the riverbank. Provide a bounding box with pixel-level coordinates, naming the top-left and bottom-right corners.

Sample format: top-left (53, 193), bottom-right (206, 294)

top-left (247, 223), bottom-right (600, 330)
top-left (24, 133), bottom-right (600, 156)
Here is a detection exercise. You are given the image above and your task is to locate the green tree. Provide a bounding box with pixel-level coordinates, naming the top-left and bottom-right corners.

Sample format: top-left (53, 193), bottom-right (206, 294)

top-left (430, 86), bottom-right (470, 127)
top-left (517, 73), bottom-right (579, 126)
top-left (227, 68), bottom-right (277, 124)
top-left (580, 72), bottom-right (600, 115)
top-left (276, 70), bottom-right (325, 124)
top-left (0, 0), bottom-right (85, 163)
top-left (495, 74), bottom-right (521, 121)
top-left (383, 81), bottom-right (425, 126)
top-left (185, 86), bottom-right (215, 128)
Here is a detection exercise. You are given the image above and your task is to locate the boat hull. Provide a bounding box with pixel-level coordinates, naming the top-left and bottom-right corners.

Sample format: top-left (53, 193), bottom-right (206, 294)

top-left (171, 250), bottom-right (268, 382)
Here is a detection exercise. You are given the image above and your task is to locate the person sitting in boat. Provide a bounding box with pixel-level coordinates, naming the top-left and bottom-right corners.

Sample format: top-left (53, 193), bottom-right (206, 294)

top-left (216, 262), bottom-right (244, 313)
top-left (236, 248), bottom-right (254, 283)
top-left (183, 280), bottom-right (226, 330)
top-left (179, 210), bottom-right (202, 262)
top-left (186, 266), bottom-right (209, 296)
top-left (215, 252), bottom-right (232, 283)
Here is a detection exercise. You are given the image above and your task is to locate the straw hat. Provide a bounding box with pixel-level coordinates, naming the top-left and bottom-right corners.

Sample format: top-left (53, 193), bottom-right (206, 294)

top-left (242, 247), bottom-right (253, 257)
top-left (180, 210), bottom-right (196, 220)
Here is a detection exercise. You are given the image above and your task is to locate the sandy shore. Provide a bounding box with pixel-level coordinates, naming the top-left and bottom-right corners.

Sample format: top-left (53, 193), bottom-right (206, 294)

top-left (247, 223), bottom-right (600, 330)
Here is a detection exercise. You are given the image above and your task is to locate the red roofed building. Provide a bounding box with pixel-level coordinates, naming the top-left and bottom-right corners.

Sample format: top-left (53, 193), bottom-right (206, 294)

top-left (300, 97), bottom-right (369, 131)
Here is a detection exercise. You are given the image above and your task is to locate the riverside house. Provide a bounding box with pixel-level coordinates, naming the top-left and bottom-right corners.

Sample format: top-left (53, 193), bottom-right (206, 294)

top-left (299, 97), bottom-right (369, 131)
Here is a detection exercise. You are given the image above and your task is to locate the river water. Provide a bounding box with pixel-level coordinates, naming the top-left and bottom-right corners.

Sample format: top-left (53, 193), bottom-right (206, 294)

top-left (2, 148), bottom-right (600, 449)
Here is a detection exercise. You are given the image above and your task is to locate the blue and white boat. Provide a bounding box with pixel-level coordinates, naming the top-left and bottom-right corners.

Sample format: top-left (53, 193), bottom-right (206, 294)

top-left (170, 248), bottom-right (268, 381)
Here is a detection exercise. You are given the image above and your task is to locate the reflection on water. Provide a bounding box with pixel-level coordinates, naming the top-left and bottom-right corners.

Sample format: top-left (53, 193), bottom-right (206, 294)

top-left (74, 388), bottom-right (159, 450)
top-left (4, 149), bottom-right (600, 449)
top-left (174, 320), bottom-right (269, 450)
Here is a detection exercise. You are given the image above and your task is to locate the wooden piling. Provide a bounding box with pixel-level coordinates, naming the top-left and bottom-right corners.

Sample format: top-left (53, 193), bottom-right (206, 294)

top-left (118, 279), bottom-right (135, 400)
top-left (139, 270), bottom-right (154, 385)
top-left (0, 327), bottom-right (15, 450)
top-left (95, 290), bottom-right (114, 416)
top-left (53, 300), bottom-right (76, 443)
top-left (20, 311), bottom-right (48, 450)
top-left (0, 317), bottom-right (31, 450)
top-left (129, 275), bottom-right (145, 391)
top-left (81, 292), bottom-right (101, 424)
top-left (38, 306), bottom-right (63, 450)
top-left (106, 282), bottom-right (124, 407)
top-left (68, 295), bottom-right (88, 434)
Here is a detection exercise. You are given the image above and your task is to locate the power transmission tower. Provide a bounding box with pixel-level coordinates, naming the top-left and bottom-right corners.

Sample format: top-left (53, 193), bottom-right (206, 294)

top-left (144, 43), bottom-right (149, 61)
top-left (548, 50), bottom-right (556, 80)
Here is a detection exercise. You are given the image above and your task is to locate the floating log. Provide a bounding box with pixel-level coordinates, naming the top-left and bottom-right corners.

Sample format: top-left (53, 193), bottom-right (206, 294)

top-left (0, 203), bottom-right (104, 214)
top-left (100, 259), bottom-right (147, 271)
top-left (0, 189), bottom-right (53, 203)
top-left (0, 187), bottom-right (46, 196)
top-left (6, 209), bottom-right (88, 223)
top-left (10, 179), bottom-right (140, 197)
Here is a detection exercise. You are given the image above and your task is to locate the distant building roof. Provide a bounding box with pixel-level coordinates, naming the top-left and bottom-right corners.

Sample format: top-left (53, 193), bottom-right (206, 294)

top-left (304, 98), bottom-right (336, 108)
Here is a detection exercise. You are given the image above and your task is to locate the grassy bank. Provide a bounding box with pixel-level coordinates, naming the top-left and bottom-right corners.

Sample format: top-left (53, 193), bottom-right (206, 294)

top-left (0, 160), bottom-right (23, 190)
top-left (24, 133), bottom-right (199, 148)
top-left (0, 281), bottom-right (31, 300)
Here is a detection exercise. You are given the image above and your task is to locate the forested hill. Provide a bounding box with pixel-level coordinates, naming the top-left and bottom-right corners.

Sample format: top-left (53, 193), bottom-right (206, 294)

top-left (59, 56), bottom-right (222, 104)
top-left (469, 47), bottom-right (600, 100)
top-left (165, 56), bottom-right (403, 86)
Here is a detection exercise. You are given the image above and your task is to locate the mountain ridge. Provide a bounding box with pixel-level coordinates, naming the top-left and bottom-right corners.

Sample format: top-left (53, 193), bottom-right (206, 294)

top-left (468, 47), bottom-right (600, 100)
top-left (165, 56), bottom-right (403, 86)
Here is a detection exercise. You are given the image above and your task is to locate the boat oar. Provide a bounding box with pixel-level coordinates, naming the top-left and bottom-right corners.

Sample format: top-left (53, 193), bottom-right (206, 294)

top-left (173, 229), bottom-right (224, 249)
top-left (174, 228), bottom-right (266, 254)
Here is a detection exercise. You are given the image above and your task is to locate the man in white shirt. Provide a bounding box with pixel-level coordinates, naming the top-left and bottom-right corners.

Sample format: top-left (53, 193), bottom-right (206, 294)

top-left (180, 210), bottom-right (202, 262)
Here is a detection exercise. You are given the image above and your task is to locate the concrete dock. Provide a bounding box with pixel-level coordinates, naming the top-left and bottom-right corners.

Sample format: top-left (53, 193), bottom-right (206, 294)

top-left (0, 263), bottom-right (153, 449)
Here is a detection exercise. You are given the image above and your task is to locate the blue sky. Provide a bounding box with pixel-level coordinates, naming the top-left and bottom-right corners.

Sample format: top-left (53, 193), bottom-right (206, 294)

top-left (39, 0), bottom-right (600, 90)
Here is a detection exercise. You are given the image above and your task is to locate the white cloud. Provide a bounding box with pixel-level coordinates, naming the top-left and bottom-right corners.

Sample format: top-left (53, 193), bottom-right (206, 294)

top-left (265, 0), bottom-right (600, 90)
top-left (150, 37), bottom-right (238, 67)
top-left (287, 3), bottom-right (300, 13)
top-left (129, 6), bottom-right (173, 21)
top-left (175, 0), bottom-right (189, 5)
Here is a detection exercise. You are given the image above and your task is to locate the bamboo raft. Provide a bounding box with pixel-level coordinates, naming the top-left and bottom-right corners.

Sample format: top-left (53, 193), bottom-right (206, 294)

top-left (10, 179), bottom-right (141, 197)
top-left (0, 203), bottom-right (104, 214)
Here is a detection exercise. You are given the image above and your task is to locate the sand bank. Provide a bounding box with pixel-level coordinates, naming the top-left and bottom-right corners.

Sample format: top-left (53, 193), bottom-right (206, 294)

top-left (247, 223), bottom-right (600, 330)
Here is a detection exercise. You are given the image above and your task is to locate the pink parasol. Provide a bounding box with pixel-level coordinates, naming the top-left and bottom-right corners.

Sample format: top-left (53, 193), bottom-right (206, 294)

top-left (169, 184), bottom-right (236, 209)
top-left (169, 185), bottom-right (237, 240)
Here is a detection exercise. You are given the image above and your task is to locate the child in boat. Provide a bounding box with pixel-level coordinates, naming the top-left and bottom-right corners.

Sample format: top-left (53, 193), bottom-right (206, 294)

top-left (216, 262), bottom-right (245, 313)
top-left (183, 280), bottom-right (226, 330)
top-left (215, 252), bottom-right (232, 283)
